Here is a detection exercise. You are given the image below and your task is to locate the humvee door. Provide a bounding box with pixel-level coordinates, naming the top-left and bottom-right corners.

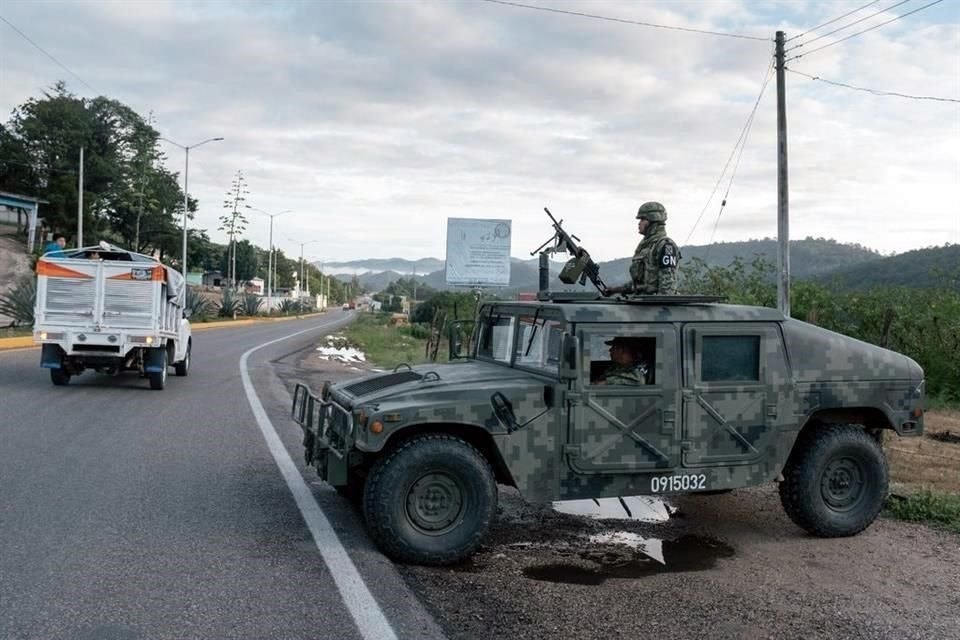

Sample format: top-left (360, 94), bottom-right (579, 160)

top-left (565, 324), bottom-right (680, 474)
top-left (680, 323), bottom-right (791, 466)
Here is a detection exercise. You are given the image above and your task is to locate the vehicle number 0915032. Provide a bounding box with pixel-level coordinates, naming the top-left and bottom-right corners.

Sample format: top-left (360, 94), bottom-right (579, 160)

top-left (650, 474), bottom-right (707, 493)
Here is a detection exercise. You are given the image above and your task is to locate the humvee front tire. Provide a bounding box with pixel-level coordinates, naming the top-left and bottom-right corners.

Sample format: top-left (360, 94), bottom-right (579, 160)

top-left (779, 424), bottom-right (888, 537)
top-left (363, 434), bottom-right (497, 565)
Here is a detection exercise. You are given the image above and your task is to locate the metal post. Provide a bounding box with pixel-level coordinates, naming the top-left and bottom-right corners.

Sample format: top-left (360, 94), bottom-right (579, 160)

top-left (77, 146), bottom-right (84, 248)
top-left (267, 217), bottom-right (273, 313)
top-left (538, 252), bottom-right (549, 292)
top-left (775, 30), bottom-right (791, 317)
top-left (182, 146), bottom-right (190, 278)
top-left (298, 242), bottom-right (304, 318)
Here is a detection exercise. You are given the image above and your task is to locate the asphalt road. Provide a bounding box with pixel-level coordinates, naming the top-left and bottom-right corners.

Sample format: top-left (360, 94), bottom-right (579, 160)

top-left (0, 312), bottom-right (446, 640)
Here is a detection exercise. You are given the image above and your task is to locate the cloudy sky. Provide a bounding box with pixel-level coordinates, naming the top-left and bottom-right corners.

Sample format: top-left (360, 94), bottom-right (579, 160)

top-left (1, 0), bottom-right (958, 264)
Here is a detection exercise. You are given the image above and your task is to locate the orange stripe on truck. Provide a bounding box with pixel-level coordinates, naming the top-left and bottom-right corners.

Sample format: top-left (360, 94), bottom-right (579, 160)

top-left (36, 261), bottom-right (93, 279)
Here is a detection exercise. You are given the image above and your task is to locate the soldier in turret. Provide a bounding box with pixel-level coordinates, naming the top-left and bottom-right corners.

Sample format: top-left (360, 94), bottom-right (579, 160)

top-left (609, 201), bottom-right (680, 295)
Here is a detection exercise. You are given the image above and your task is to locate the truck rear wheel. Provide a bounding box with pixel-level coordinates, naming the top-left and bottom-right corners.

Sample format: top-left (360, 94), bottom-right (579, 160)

top-left (50, 368), bottom-right (71, 386)
top-left (174, 342), bottom-right (191, 377)
top-left (363, 434), bottom-right (497, 565)
top-left (148, 349), bottom-right (168, 390)
top-left (779, 424), bottom-right (888, 537)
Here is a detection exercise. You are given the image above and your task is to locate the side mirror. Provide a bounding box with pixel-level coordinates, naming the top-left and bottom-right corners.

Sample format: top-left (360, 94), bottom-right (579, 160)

top-left (183, 308), bottom-right (193, 319)
top-left (559, 333), bottom-right (579, 380)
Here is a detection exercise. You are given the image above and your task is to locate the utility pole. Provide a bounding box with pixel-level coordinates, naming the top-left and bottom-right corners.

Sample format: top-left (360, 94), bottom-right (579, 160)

top-left (775, 30), bottom-right (791, 317)
top-left (77, 146), bottom-right (84, 248)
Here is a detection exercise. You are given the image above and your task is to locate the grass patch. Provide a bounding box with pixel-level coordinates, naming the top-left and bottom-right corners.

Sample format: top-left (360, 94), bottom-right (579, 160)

top-left (885, 490), bottom-right (960, 534)
top-left (1, 326), bottom-right (33, 338)
top-left (344, 312), bottom-right (430, 369)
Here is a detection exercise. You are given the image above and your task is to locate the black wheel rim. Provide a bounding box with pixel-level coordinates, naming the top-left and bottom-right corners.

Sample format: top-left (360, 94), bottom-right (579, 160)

top-left (405, 472), bottom-right (465, 536)
top-left (820, 456), bottom-right (866, 512)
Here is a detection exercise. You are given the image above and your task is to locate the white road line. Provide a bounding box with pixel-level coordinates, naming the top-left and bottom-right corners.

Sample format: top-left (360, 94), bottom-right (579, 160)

top-left (240, 320), bottom-right (398, 640)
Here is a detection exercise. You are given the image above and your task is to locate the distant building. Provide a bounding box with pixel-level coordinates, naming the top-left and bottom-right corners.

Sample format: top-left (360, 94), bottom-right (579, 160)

top-left (245, 277), bottom-right (265, 295)
top-left (202, 271), bottom-right (224, 287)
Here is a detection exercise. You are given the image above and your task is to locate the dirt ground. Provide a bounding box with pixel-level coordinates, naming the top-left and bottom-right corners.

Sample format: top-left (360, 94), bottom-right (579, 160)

top-left (287, 341), bottom-right (960, 640)
top-left (888, 410), bottom-right (960, 494)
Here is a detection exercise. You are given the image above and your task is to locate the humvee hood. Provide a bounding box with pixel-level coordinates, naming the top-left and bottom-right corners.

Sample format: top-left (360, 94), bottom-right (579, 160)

top-left (335, 360), bottom-right (543, 404)
top-left (782, 318), bottom-right (917, 382)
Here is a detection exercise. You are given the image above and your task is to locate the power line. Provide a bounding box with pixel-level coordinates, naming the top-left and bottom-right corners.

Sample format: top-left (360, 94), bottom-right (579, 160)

top-left (478, 0), bottom-right (770, 42)
top-left (786, 0), bottom-right (913, 52)
top-left (786, 0), bottom-right (946, 61)
top-left (787, 0), bottom-right (883, 42)
top-left (703, 63), bottom-right (776, 256)
top-left (787, 68), bottom-right (960, 103)
top-left (684, 57), bottom-right (776, 248)
top-left (0, 15), bottom-right (96, 93)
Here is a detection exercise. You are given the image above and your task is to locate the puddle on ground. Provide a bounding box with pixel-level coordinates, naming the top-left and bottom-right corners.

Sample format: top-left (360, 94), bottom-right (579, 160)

top-left (927, 431), bottom-right (960, 444)
top-left (523, 535), bottom-right (735, 585)
top-left (551, 495), bottom-right (673, 523)
top-left (317, 334), bottom-right (366, 363)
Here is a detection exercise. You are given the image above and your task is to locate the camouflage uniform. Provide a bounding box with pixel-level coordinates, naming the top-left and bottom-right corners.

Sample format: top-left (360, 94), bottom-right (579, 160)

top-left (597, 362), bottom-right (649, 385)
top-left (624, 202), bottom-right (680, 295)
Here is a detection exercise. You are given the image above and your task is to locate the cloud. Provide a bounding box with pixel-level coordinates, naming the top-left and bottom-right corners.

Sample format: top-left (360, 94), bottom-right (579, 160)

top-left (0, 0), bottom-right (957, 264)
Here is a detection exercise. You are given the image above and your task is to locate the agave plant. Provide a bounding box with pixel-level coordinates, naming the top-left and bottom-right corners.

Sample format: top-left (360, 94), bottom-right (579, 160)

top-left (184, 286), bottom-right (214, 321)
top-left (277, 298), bottom-right (299, 314)
top-left (218, 288), bottom-right (241, 318)
top-left (242, 293), bottom-right (263, 316)
top-left (0, 276), bottom-right (36, 326)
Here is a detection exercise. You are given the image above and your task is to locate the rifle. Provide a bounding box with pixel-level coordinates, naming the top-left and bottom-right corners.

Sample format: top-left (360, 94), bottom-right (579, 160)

top-left (531, 207), bottom-right (611, 296)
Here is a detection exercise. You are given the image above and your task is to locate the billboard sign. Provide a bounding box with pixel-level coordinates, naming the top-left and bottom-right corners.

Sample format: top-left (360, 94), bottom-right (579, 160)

top-left (445, 217), bottom-right (512, 287)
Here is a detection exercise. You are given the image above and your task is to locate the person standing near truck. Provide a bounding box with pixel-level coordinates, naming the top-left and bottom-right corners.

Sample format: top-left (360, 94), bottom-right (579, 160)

top-left (44, 233), bottom-right (66, 258)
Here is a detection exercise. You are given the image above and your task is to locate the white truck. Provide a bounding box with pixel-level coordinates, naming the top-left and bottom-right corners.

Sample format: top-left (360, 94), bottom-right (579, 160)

top-left (33, 243), bottom-right (192, 390)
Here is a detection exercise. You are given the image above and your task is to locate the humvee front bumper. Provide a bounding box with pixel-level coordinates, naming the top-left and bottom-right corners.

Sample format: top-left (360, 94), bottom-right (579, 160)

top-left (291, 383), bottom-right (354, 485)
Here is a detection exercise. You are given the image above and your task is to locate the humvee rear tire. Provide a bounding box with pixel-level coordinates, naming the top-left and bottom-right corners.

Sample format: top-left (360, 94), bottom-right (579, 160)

top-left (779, 424), bottom-right (888, 537)
top-left (50, 368), bottom-right (70, 386)
top-left (363, 434), bottom-right (497, 565)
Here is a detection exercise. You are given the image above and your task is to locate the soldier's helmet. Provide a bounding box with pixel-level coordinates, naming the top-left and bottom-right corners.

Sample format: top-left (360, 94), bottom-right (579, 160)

top-left (636, 201), bottom-right (667, 223)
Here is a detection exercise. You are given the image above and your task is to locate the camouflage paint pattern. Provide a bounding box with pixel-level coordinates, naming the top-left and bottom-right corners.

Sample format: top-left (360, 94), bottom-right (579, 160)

top-left (293, 299), bottom-right (924, 505)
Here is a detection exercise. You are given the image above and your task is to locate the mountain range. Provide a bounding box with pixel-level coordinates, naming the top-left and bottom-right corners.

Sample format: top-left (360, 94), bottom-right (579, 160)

top-left (320, 239), bottom-right (956, 295)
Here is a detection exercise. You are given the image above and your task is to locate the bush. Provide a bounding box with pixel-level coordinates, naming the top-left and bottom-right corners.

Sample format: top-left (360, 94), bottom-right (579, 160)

top-left (242, 294), bottom-right (263, 316)
top-left (185, 286), bottom-right (214, 321)
top-left (0, 276), bottom-right (36, 326)
top-left (218, 288), bottom-right (240, 318)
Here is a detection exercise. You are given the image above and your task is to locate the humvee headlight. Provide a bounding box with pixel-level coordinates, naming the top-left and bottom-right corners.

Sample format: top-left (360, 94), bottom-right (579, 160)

top-left (370, 421), bottom-right (384, 434)
top-left (40, 331), bottom-right (47, 340)
top-left (355, 408), bottom-right (368, 426)
top-left (145, 336), bottom-right (154, 345)
top-left (912, 408), bottom-right (923, 418)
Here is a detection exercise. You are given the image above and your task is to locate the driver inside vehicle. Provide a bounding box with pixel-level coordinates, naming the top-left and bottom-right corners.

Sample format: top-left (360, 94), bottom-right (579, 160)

top-left (592, 337), bottom-right (651, 385)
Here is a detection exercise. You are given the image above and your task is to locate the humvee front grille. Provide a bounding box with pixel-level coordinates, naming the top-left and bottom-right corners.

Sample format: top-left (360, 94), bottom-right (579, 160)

top-left (343, 371), bottom-right (422, 396)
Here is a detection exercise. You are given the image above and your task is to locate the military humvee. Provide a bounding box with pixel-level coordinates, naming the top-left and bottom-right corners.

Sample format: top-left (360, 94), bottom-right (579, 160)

top-left (292, 295), bottom-right (925, 565)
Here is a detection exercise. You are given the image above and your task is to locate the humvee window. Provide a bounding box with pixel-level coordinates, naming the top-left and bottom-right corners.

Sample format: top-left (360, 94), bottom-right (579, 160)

top-left (477, 314), bottom-right (514, 363)
top-left (515, 316), bottom-right (563, 374)
top-left (701, 335), bottom-right (760, 382)
top-left (589, 335), bottom-right (655, 385)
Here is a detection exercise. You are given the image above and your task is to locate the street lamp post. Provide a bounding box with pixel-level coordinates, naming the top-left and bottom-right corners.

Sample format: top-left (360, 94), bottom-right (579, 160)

top-left (249, 207), bottom-right (292, 314)
top-left (290, 238), bottom-right (321, 316)
top-left (160, 136), bottom-right (224, 278)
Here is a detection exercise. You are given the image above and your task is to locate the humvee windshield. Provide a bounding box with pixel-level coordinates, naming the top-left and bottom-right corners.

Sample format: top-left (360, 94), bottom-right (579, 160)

top-left (476, 307), bottom-right (564, 376)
